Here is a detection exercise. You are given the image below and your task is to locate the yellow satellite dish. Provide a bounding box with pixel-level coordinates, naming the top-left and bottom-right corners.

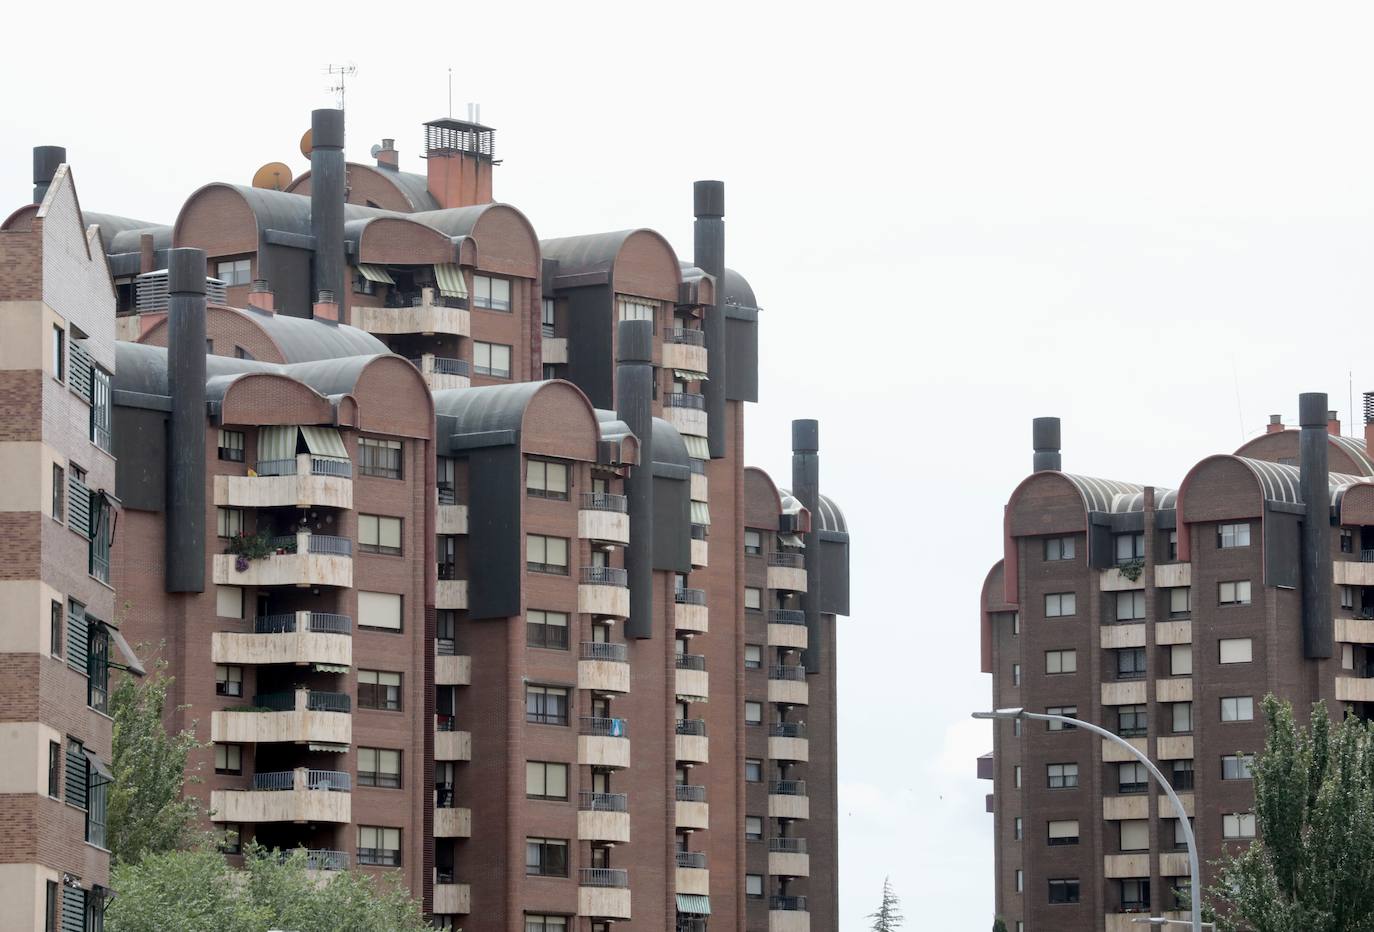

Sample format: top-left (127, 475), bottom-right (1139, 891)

top-left (251, 161), bottom-right (294, 191)
top-left (299, 128), bottom-right (314, 158)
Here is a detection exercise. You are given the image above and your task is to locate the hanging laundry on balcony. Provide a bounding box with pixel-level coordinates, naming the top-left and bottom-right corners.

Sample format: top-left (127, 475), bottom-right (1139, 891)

top-left (434, 263), bottom-right (468, 298)
top-left (356, 264), bottom-right (395, 285)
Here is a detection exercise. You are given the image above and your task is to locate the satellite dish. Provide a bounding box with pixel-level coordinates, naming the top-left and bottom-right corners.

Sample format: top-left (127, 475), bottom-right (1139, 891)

top-left (370, 144), bottom-right (382, 158)
top-left (299, 129), bottom-right (313, 158)
top-left (251, 162), bottom-right (294, 191)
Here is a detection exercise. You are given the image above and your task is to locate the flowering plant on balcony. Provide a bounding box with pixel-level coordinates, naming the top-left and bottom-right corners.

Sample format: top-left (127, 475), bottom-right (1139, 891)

top-left (225, 531), bottom-right (273, 570)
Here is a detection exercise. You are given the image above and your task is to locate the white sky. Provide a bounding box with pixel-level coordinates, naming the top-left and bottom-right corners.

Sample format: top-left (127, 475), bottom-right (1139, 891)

top-left (9, 1), bottom-right (1374, 926)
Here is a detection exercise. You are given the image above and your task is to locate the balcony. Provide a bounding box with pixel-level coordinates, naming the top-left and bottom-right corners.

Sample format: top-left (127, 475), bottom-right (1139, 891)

top-left (676, 851), bottom-right (710, 895)
top-left (408, 353), bottom-right (470, 391)
top-left (211, 689), bottom-right (351, 745)
top-left (675, 653), bottom-right (709, 701)
top-left (662, 327), bottom-right (708, 375)
top-left (675, 718), bottom-right (709, 764)
top-left (674, 587), bottom-right (708, 634)
top-left (769, 665), bottom-right (809, 706)
top-left (663, 391), bottom-right (708, 437)
top-left (212, 612), bottom-right (352, 668)
top-left (215, 453), bottom-right (353, 510)
top-left (434, 802), bottom-right (472, 838)
top-left (578, 492), bottom-right (630, 544)
top-left (769, 836), bottom-right (810, 877)
top-left (1100, 566), bottom-right (1146, 592)
top-left (675, 784), bottom-right (709, 830)
top-left (769, 896), bottom-right (810, 932)
top-left (579, 566), bottom-right (630, 618)
top-left (1336, 560), bottom-right (1374, 587)
top-left (1337, 676), bottom-right (1374, 703)
top-left (768, 609), bottom-right (809, 649)
top-left (578, 791), bottom-right (630, 843)
top-left (435, 652), bottom-right (471, 687)
top-left (542, 336), bottom-right (568, 365)
top-left (433, 880), bottom-right (472, 915)
top-left (1156, 677), bottom-right (1192, 702)
top-left (1101, 680), bottom-right (1147, 706)
top-left (691, 534), bottom-right (708, 568)
top-left (210, 768), bottom-right (350, 824)
top-left (213, 532), bottom-right (353, 589)
top-left (435, 715), bottom-right (472, 761)
top-left (1156, 619), bottom-right (1192, 645)
top-left (769, 722), bottom-right (809, 762)
top-left (579, 868), bottom-right (631, 920)
top-left (1101, 623), bottom-right (1146, 650)
top-left (769, 780), bottom-right (810, 821)
top-left (579, 716), bottom-right (631, 769)
top-left (1337, 617), bottom-right (1374, 643)
top-left (579, 641), bottom-right (631, 694)
top-left (354, 287), bottom-right (471, 338)
top-left (436, 490), bottom-right (468, 535)
top-left (767, 552), bottom-right (808, 593)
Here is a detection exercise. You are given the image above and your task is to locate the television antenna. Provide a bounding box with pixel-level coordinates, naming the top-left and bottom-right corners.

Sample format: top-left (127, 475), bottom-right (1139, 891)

top-left (325, 63), bottom-right (357, 110)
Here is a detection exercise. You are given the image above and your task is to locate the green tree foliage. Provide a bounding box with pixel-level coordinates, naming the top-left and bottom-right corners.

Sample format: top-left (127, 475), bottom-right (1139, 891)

top-left (106, 844), bottom-right (431, 932)
top-left (868, 876), bottom-right (904, 931)
top-left (1211, 695), bottom-right (1374, 931)
top-left (992, 918), bottom-right (1009, 932)
top-left (107, 660), bottom-right (203, 866)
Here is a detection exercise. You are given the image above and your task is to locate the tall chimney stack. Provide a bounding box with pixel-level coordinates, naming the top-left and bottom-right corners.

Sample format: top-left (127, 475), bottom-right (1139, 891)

top-left (32, 146), bottom-right (65, 204)
top-left (165, 247), bottom-right (208, 593)
top-left (616, 319), bottom-right (655, 639)
top-left (310, 108), bottom-right (346, 310)
top-left (792, 419), bottom-right (823, 674)
top-left (1266, 414), bottom-right (1284, 434)
top-left (376, 138), bottom-right (398, 170)
top-left (693, 181), bottom-right (728, 459)
top-left (1363, 392), bottom-right (1374, 452)
top-left (423, 117), bottom-right (495, 209)
top-left (1328, 409), bottom-right (1341, 436)
top-left (1299, 392), bottom-right (1333, 658)
top-left (1032, 417), bottom-right (1062, 472)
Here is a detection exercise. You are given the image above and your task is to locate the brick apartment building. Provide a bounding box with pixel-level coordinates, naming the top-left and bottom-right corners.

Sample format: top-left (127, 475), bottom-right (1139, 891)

top-left (979, 397), bottom-right (1374, 931)
top-left (0, 107), bottom-right (851, 931)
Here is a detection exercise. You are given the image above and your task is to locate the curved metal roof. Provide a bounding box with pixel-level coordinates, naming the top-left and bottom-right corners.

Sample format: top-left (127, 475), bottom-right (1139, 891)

top-left (540, 230), bottom-right (638, 281)
top-left (411, 204), bottom-right (501, 238)
top-left (115, 340), bottom-right (396, 400)
top-left (777, 488), bottom-right (806, 517)
top-left (113, 341), bottom-right (172, 396)
top-left (84, 211), bottom-right (172, 255)
top-left (651, 417), bottom-right (688, 468)
top-left (1060, 474), bottom-right (1146, 513)
top-left (816, 494), bottom-right (848, 533)
top-left (1110, 488), bottom-right (1178, 513)
top-left (594, 409), bottom-right (635, 444)
top-left (181, 184), bottom-right (389, 240)
top-left (432, 381), bottom-right (547, 435)
top-left (1228, 456), bottom-right (1364, 506)
top-left (1332, 435), bottom-right (1374, 475)
top-left (225, 308), bottom-right (387, 363)
top-left (292, 165), bottom-right (440, 212)
top-left (721, 267), bottom-right (757, 309)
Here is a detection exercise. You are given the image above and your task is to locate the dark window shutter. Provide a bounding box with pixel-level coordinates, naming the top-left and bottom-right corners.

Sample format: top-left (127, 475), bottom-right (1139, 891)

top-left (67, 603), bottom-right (88, 675)
top-left (60, 886), bottom-right (85, 932)
top-left (67, 473), bottom-right (90, 538)
top-left (68, 342), bottom-right (93, 401)
top-left (65, 744), bottom-right (88, 810)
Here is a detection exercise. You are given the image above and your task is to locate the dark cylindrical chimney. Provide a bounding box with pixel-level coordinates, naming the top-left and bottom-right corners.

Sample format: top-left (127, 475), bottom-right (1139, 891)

top-left (1300, 391), bottom-right (1333, 658)
top-left (1032, 417), bottom-right (1062, 472)
top-left (166, 247), bottom-right (207, 593)
top-left (33, 146), bottom-right (65, 204)
top-left (693, 181), bottom-right (728, 459)
top-left (792, 418), bottom-right (823, 674)
top-left (310, 109), bottom-right (346, 311)
top-left (617, 319), bottom-right (655, 639)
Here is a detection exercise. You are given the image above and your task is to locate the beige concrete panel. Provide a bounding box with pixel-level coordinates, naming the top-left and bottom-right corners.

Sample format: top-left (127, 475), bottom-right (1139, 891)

top-left (579, 509), bottom-right (630, 544)
top-left (541, 337), bottom-right (568, 364)
top-left (768, 565), bottom-right (808, 593)
top-left (1101, 680), bottom-right (1147, 706)
top-left (579, 735), bottom-right (631, 769)
top-left (211, 631), bottom-right (351, 667)
top-left (579, 584), bottom-right (630, 618)
top-left (0, 301), bottom-right (45, 371)
top-left (1155, 563), bottom-right (1192, 588)
top-left (1160, 852), bottom-right (1191, 876)
top-left (435, 654), bottom-right (472, 686)
top-left (768, 623), bottom-right (807, 649)
top-left (676, 866), bottom-right (710, 895)
top-left (1157, 678), bottom-right (1193, 702)
top-left (1337, 677), bottom-right (1374, 702)
top-left (1158, 736), bottom-right (1194, 760)
top-left (579, 659), bottom-right (631, 694)
top-left (1099, 568), bottom-right (1146, 592)
top-left (0, 580), bottom-right (63, 654)
top-left (433, 883), bottom-right (471, 915)
top-left (1336, 618), bottom-right (1374, 643)
top-left (0, 863), bottom-right (58, 932)
top-left (662, 342), bottom-right (707, 373)
top-left (578, 885), bottom-right (631, 920)
top-left (676, 800), bottom-right (709, 830)
top-left (663, 406), bottom-right (708, 438)
top-left (768, 678), bottom-right (808, 706)
top-left (434, 807), bottom-right (472, 838)
top-left (1103, 853), bottom-right (1151, 878)
top-left (691, 537), bottom-right (708, 568)
top-left (674, 602), bottom-right (708, 633)
top-left (578, 810), bottom-right (631, 843)
top-left (211, 707), bottom-right (352, 745)
top-left (770, 852), bottom-right (810, 878)
top-left (436, 504), bottom-right (469, 535)
top-left (1336, 562), bottom-right (1374, 587)
top-left (676, 668), bottom-right (710, 701)
top-left (768, 736), bottom-right (808, 763)
top-left (0, 442), bottom-right (56, 512)
top-left (212, 552), bottom-right (353, 588)
top-left (210, 787), bottom-right (351, 823)
top-left (115, 314), bottom-right (143, 342)
top-left (416, 355), bottom-right (470, 392)
top-left (676, 734), bottom-right (710, 764)
top-left (690, 472), bottom-right (708, 502)
top-left (1172, 793), bottom-right (1195, 817)
top-left (769, 794), bottom-right (810, 821)
top-left (1103, 795), bottom-right (1149, 820)
top-left (1156, 621), bottom-right (1193, 645)
top-left (354, 302), bottom-right (470, 337)
top-left (1100, 623), bottom-right (1147, 649)
top-left (435, 730), bottom-right (472, 761)
top-left (769, 908), bottom-right (811, 932)
top-left (436, 579), bottom-right (469, 610)
top-left (0, 721), bottom-right (63, 794)
top-left (1101, 737), bottom-right (1149, 763)
top-left (214, 458), bottom-right (353, 510)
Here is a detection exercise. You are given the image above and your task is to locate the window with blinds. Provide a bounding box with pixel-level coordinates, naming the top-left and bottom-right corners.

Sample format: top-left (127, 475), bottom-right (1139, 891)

top-left (67, 600), bottom-right (88, 676)
top-left (68, 470), bottom-right (90, 537)
top-left (358, 591), bottom-right (403, 631)
top-left (61, 886), bottom-right (86, 932)
top-left (65, 741), bottom-right (88, 810)
top-left (91, 367), bottom-right (112, 452)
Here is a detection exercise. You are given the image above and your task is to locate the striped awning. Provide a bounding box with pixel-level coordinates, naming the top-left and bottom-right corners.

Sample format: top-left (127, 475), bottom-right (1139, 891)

top-left (673, 369), bottom-right (709, 382)
top-left (300, 426), bottom-right (349, 460)
top-left (690, 501), bottom-right (711, 525)
top-left (676, 894), bottom-right (710, 915)
top-left (778, 533), bottom-right (805, 549)
top-left (258, 425), bottom-right (296, 462)
top-left (357, 264), bottom-right (395, 284)
top-left (308, 742), bottom-right (349, 753)
top-left (435, 263), bottom-right (468, 298)
top-left (683, 435), bottom-right (710, 459)
top-left (312, 663), bottom-right (350, 673)
top-left (676, 693), bottom-right (709, 704)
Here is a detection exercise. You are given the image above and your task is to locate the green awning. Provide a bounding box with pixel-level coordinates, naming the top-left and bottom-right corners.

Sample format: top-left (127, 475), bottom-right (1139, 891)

top-left (690, 501), bottom-right (711, 525)
top-left (676, 894), bottom-right (710, 915)
top-left (308, 742), bottom-right (349, 753)
top-left (258, 425), bottom-right (296, 462)
top-left (682, 435), bottom-right (710, 459)
top-left (300, 426), bottom-right (349, 460)
top-left (673, 369), bottom-right (709, 382)
top-left (312, 663), bottom-right (350, 673)
top-left (435, 263), bottom-right (468, 298)
top-left (357, 264), bottom-right (395, 284)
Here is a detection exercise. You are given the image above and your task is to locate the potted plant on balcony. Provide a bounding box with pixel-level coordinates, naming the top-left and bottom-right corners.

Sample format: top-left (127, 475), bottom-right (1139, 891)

top-left (226, 531), bottom-right (273, 571)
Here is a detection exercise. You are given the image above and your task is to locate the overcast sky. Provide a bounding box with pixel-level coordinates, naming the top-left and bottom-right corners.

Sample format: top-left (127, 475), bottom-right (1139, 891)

top-left (10, 1), bottom-right (1374, 926)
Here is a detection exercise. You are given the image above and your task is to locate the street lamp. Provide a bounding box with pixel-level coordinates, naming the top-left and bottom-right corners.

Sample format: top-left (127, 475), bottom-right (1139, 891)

top-left (973, 708), bottom-right (1203, 932)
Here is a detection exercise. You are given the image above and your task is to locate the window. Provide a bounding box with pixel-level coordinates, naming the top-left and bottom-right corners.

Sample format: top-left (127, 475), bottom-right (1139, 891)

top-left (527, 610), bottom-right (570, 650)
top-left (45, 880), bottom-right (56, 932)
top-left (526, 916), bottom-right (568, 932)
top-left (526, 460), bottom-right (570, 500)
top-left (1120, 819), bottom-right (1149, 851)
top-left (1011, 663), bottom-right (1021, 686)
top-left (745, 701), bottom-right (763, 724)
top-left (1172, 759), bottom-right (1195, 790)
top-left (1045, 649), bottom-right (1077, 674)
top-left (526, 685), bottom-right (569, 725)
top-left (746, 874), bottom-right (764, 897)
top-left (1219, 580), bottom-right (1252, 605)
top-left (745, 759), bottom-right (763, 782)
top-left (52, 464), bottom-right (64, 521)
top-left (1012, 717), bottom-right (1021, 737)
top-left (1343, 586), bottom-right (1356, 611)
top-left (218, 429), bottom-right (245, 462)
top-left (744, 644), bottom-right (763, 669)
top-left (473, 274), bottom-right (511, 310)
top-left (745, 816), bottom-right (763, 840)
top-left (1116, 590), bottom-right (1146, 621)
top-left (1048, 879), bottom-right (1080, 904)
top-left (50, 600), bottom-right (62, 657)
top-left (359, 748), bottom-right (401, 788)
top-left (216, 585), bottom-right (243, 619)
top-left (358, 670), bottom-right (402, 711)
top-left (358, 514), bottom-right (403, 555)
top-left (525, 837), bottom-right (569, 876)
top-left (1222, 696), bottom-right (1255, 722)
top-left (1170, 644), bottom-right (1192, 676)
top-left (1223, 813), bottom-right (1256, 839)
top-left (1343, 528), bottom-right (1355, 553)
top-left (1114, 532), bottom-right (1145, 562)
top-left (1345, 643), bottom-right (1356, 669)
top-left (358, 437), bottom-right (403, 479)
top-left (1172, 818), bottom-right (1194, 849)
top-left (1016, 869), bottom-right (1023, 892)
top-left (527, 761), bottom-right (569, 800)
top-left (48, 741), bottom-right (61, 797)
top-left (1044, 536), bottom-right (1075, 561)
top-left (1220, 637), bottom-right (1253, 663)
top-left (215, 744), bottom-right (242, 775)
top-left (1117, 705), bottom-right (1147, 737)
top-left (216, 506), bottom-right (243, 538)
top-left (87, 622), bottom-right (109, 712)
top-left (53, 324), bottom-right (65, 381)
top-left (1047, 763), bottom-right (1079, 789)
top-left (358, 826), bottom-right (401, 866)
top-left (215, 665), bottom-right (242, 697)
top-left (219, 824), bottom-right (242, 855)
top-left (526, 535), bottom-right (569, 574)
top-left (744, 587), bottom-right (762, 610)
top-left (1169, 587), bottom-right (1191, 618)
top-left (216, 258), bottom-right (252, 286)
top-left (1116, 648), bottom-right (1147, 679)
top-left (744, 530), bottom-right (763, 555)
top-left (358, 591), bottom-right (403, 631)
top-left (1013, 816), bottom-right (1023, 840)
top-left (1046, 706), bottom-right (1078, 730)
top-left (1121, 878), bottom-right (1151, 912)
top-left (541, 298), bottom-right (556, 336)
top-left (1044, 592), bottom-right (1076, 617)
top-left (1217, 522), bottom-right (1251, 548)
top-left (617, 297), bottom-right (655, 321)
top-left (1014, 765), bottom-right (1022, 787)
top-left (1167, 529), bottom-right (1178, 561)
top-left (1119, 762), bottom-right (1149, 794)
top-left (91, 366), bottom-right (112, 451)
top-left (1222, 754), bottom-right (1255, 780)
top-left (474, 341), bottom-right (513, 378)
top-left (1172, 702), bottom-right (1193, 733)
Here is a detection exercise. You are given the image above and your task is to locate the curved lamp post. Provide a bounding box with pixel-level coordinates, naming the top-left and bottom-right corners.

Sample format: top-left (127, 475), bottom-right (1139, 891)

top-left (972, 707), bottom-right (1202, 932)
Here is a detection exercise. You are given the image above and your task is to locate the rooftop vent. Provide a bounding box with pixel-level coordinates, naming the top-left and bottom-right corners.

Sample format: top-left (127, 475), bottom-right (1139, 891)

top-left (135, 269), bottom-right (226, 312)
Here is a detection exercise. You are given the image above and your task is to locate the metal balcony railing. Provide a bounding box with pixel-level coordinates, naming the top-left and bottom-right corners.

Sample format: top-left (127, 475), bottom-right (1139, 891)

top-left (663, 327), bottom-right (706, 346)
top-left (580, 491), bottom-right (628, 513)
top-left (408, 356), bottom-right (470, 377)
top-left (769, 609), bottom-right (806, 625)
top-left (769, 722), bottom-right (807, 739)
top-left (306, 691), bottom-right (351, 713)
top-left (436, 637), bottom-right (457, 656)
top-left (676, 851), bottom-right (707, 869)
top-left (255, 457), bottom-right (353, 478)
top-left (578, 791), bottom-right (628, 812)
top-left (769, 665), bottom-right (806, 681)
top-left (437, 484), bottom-right (457, 505)
top-left (249, 771), bottom-right (295, 791)
top-left (664, 392), bottom-right (706, 410)
top-left (308, 534), bottom-right (353, 556)
top-left (307, 770), bottom-right (351, 791)
top-left (436, 783), bottom-right (455, 808)
top-left (676, 653), bottom-right (706, 671)
top-left (674, 587), bottom-right (707, 606)
top-left (676, 718), bottom-right (707, 737)
top-left (580, 641), bottom-right (628, 662)
top-left (579, 868), bottom-right (629, 888)
top-left (436, 713), bottom-right (459, 732)
top-left (301, 849), bottom-right (348, 871)
top-left (251, 691), bottom-right (297, 712)
top-left (770, 780), bottom-right (807, 796)
top-left (579, 716), bottom-right (628, 737)
top-left (770, 895), bottom-right (808, 911)
top-left (769, 837), bottom-right (808, 854)
top-left (768, 551), bottom-right (804, 568)
top-left (252, 613), bottom-right (352, 635)
top-left (581, 566), bottom-right (628, 587)
top-left (1361, 549), bottom-right (1374, 562)
top-left (675, 784), bottom-right (707, 802)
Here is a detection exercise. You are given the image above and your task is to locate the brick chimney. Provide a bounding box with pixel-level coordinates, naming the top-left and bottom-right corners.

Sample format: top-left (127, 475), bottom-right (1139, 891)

top-left (376, 138), bottom-right (398, 170)
top-left (1328, 409), bottom-right (1341, 436)
top-left (1266, 414), bottom-right (1284, 434)
top-left (247, 280), bottom-right (275, 315)
top-left (423, 114), bottom-right (496, 208)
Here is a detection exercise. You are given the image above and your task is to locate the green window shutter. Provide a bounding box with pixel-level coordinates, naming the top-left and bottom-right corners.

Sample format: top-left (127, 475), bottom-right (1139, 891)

top-left (68, 342), bottom-right (93, 401)
top-left (61, 886), bottom-right (85, 932)
top-left (65, 745), bottom-right (88, 811)
top-left (67, 473), bottom-right (90, 538)
top-left (67, 603), bottom-right (88, 675)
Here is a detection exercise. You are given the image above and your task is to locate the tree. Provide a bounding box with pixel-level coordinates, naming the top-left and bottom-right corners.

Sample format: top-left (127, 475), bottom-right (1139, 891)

top-left (868, 876), bottom-right (904, 931)
top-left (105, 844), bottom-right (431, 932)
top-left (992, 918), bottom-right (1009, 932)
top-left (107, 659), bottom-right (204, 865)
top-left (1210, 695), bottom-right (1374, 932)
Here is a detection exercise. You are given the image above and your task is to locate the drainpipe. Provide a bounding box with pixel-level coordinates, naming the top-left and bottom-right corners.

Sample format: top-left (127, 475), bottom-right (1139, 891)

top-left (1300, 392), bottom-right (1333, 658)
top-left (617, 319), bottom-right (655, 639)
top-left (693, 180), bottom-right (727, 459)
top-left (166, 247), bottom-right (207, 593)
top-left (792, 419), bottom-right (822, 673)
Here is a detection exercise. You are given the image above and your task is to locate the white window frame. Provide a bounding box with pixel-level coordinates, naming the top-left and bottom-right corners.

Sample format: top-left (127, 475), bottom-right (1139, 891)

top-left (1217, 522), bottom-right (1251, 548)
top-left (1045, 649), bottom-right (1077, 675)
top-left (1219, 580), bottom-right (1252, 605)
top-left (1044, 592), bottom-right (1076, 617)
top-left (1221, 696), bottom-right (1254, 722)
